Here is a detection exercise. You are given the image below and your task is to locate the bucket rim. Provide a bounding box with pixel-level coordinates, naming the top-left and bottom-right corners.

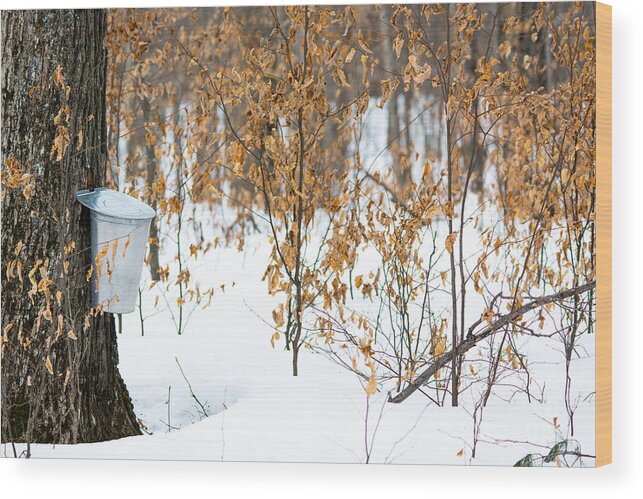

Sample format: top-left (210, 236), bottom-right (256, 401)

top-left (76, 187), bottom-right (156, 221)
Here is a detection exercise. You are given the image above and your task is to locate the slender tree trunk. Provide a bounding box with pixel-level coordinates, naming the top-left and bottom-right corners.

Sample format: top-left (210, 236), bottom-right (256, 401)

top-left (445, 5), bottom-right (459, 407)
top-left (141, 98), bottom-right (161, 281)
top-left (172, 101), bottom-right (184, 335)
top-left (383, 7), bottom-right (401, 184)
top-left (291, 7), bottom-right (309, 377)
top-left (1, 10), bottom-right (140, 444)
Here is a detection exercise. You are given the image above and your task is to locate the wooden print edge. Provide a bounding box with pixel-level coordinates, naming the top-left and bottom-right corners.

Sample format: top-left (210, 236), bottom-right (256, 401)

top-left (596, 1), bottom-right (612, 467)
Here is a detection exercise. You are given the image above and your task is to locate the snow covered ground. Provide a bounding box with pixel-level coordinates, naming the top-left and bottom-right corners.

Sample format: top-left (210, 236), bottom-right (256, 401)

top-left (12, 228), bottom-right (595, 466)
top-left (8, 98), bottom-right (595, 465)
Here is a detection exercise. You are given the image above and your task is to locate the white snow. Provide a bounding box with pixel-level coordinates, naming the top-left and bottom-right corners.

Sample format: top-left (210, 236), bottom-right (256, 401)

top-left (12, 229), bottom-right (595, 466)
top-left (8, 98), bottom-right (595, 466)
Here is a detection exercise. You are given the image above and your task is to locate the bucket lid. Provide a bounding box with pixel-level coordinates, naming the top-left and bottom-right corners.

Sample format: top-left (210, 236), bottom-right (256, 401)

top-left (76, 188), bottom-right (156, 221)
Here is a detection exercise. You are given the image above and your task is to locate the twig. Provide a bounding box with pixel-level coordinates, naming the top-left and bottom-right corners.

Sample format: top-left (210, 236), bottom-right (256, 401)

top-left (175, 356), bottom-right (209, 418)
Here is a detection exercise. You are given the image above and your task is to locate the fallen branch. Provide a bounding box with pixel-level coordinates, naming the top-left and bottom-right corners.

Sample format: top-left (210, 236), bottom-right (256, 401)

top-left (388, 281), bottom-right (596, 404)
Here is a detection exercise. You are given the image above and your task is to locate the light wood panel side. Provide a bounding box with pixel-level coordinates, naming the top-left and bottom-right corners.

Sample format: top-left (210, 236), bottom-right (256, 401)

top-left (596, 1), bottom-right (612, 468)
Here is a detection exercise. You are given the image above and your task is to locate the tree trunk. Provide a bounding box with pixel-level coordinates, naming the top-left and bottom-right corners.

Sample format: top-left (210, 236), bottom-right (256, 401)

top-left (141, 98), bottom-right (161, 282)
top-left (1, 10), bottom-right (141, 444)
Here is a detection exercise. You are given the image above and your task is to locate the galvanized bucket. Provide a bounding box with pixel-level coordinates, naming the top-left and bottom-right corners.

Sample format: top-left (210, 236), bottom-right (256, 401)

top-left (76, 188), bottom-right (156, 314)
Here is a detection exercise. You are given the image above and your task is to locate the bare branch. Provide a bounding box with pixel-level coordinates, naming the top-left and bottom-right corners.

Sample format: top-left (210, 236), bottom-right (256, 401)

top-left (388, 281), bottom-right (596, 404)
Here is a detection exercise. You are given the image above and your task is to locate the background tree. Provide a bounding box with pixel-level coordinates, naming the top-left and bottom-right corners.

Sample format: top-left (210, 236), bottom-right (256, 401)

top-left (308, 3), bottom-right (596, 419)
top-left (1, 9), bottom-right (140, 445)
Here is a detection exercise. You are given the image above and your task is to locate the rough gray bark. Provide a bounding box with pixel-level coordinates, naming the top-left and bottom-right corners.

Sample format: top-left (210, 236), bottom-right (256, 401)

top-left (1, 9), bottom-right (141, 444)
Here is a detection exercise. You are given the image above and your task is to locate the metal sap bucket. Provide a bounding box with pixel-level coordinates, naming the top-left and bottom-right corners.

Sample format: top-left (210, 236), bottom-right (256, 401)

top-left (76, 188), bottom-right (156, 314)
